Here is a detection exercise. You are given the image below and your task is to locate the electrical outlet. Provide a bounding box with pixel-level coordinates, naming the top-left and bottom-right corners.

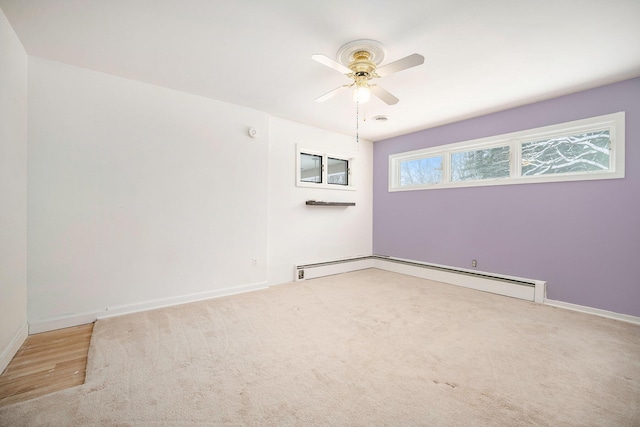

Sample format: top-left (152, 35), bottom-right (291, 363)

top-left (298, 269), bottom-right (304, 280)
top-left (472, 259), bottom-right (477, 268)
top-left (252, 258), bottom-right (257, 267)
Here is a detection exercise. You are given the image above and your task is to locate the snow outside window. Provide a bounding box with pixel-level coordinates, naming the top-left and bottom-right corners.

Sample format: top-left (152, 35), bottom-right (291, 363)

top-left (388, 112), bottom-right (624, 191)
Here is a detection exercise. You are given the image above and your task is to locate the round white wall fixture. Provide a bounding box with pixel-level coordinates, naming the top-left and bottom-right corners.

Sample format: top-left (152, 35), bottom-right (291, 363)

top-left (248, 127), bottom-right (258, 138)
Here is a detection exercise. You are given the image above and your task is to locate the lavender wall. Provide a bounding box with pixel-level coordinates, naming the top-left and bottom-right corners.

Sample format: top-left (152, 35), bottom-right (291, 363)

top-left (373, 78), bottom-right (640, 317)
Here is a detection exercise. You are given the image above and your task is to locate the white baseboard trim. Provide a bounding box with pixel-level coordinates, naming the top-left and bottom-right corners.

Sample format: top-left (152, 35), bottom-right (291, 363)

top-left (374, 256), bottom-right (545, 302)
top-left (544, 299), bottom-right (640, 325)
top-left (0, 323), bottom-right (28, 375)
top-left (295, 256), bottom-right (375, 281)
top-left (28, 281), bottom-right (270, 333)
top-left (98, 281), bottom-right (269, 320)
top-left (29, 312), bottom-right (98, 335)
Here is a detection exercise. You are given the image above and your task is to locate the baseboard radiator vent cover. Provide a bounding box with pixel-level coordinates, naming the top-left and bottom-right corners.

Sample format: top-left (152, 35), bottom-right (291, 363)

top-left (295, 256), bottom-right (374, 281)
top-left (295, 255), bottom-right (545, 303)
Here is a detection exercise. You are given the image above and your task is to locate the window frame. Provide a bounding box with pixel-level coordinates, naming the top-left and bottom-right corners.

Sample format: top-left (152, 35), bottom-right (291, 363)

top-left (398, 154), bottom-right (444, 187)
top-left (296, 146), bottom-right (355, 191)
top-left (389, 112), bottom-right (625, 192)
top-left (299, 151), bottom-right (324, 184)
top-left (448, 142), bottom-right (513, 183)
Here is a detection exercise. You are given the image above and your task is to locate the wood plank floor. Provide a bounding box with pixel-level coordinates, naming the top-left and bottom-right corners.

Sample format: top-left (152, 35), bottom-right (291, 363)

top-left (0, 323), bottom-right (94, 407)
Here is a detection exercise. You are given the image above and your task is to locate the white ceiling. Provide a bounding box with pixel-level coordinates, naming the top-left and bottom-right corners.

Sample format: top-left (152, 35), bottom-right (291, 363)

top-left (2, 0), bottom-right (639, 141)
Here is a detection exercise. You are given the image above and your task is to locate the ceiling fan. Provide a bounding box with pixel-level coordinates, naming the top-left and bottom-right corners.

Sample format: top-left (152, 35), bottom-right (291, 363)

top-left (312, 39), bottom-right (424, 105)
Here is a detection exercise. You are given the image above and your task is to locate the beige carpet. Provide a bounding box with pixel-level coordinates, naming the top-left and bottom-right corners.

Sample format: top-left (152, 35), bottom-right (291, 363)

top-left (1, 269), bottom-right (639, 426)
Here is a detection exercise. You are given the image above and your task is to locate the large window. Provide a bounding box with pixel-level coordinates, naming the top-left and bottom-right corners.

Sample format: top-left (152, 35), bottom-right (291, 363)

top-left (389, 112), bottom-right (624, 191)
top-left (297, 147), bottom-right (354, 190)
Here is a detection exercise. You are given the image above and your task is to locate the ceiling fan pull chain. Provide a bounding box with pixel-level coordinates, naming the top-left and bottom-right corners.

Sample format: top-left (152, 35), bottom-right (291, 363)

top-left (356, 98), bottom-right (359, 145)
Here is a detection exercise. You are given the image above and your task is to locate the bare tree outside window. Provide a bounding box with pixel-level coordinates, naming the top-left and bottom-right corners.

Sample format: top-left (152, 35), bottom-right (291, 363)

top-left (521, 130), bottom-right (610, 176)
top-left (400, 156), bottom-right (442, 186)
top-left (389, 112), bottom-right (623, 191)
top-left (451, 146), bottom-right (510, 182)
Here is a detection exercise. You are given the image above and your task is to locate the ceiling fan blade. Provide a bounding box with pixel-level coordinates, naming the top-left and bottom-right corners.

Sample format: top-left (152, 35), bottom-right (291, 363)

top-left (312, 54), bottom-right (352, 75)
top-left (315, 85), bottom-right (349, 102)
top-left (371, 85), bottom-right (399, 105)
top-left (376, 53), bottom-right (425, 77)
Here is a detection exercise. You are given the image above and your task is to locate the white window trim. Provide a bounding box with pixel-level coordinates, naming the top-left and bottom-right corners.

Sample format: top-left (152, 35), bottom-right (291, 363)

top-left (389, 112), bottom-right (625, 192)
top-left (296, 145), bottom-right (355, 191)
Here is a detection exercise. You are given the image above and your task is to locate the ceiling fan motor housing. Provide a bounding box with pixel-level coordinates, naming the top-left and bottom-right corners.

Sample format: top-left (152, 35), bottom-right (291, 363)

top-left (337, 39), bottom-right (386, 85)
top-left (350, 51), bottom-right (378, 80)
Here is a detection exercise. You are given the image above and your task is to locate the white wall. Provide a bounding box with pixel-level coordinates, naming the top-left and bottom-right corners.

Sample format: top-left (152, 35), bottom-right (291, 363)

top-left (24, 53), bottom-right (374, 331)
top-left (28, 58), bottom-right (270, 328)
top-left (268, 117), bottom-right (373, 285)
top-left (0, 7), bottom-right (28, 372)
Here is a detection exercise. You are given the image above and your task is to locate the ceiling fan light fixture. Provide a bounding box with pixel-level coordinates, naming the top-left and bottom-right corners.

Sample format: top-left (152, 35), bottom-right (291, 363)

top-left (352, 72), bottom-right (371, 103)
top-left (312, 39), bottom-right (423, 106)
top-left (353, 84), bottom-right (371, 103)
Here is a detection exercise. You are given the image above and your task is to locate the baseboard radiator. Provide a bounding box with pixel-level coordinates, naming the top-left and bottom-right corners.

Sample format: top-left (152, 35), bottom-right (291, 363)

top-left (295, 255), bottom-right (545, 303)
top-left (295, 256), bottom-right (375, 281)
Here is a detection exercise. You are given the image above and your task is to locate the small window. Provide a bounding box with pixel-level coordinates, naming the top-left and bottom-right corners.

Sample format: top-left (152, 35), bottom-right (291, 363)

top-left (297, 146), bottom-right (355, 190)
top-left (328, 157), bottom-right (349, 186)
top-left (450, 146), bottom-right (510, 182)
top-left (300, 153), bottom-right (323, 183)
top-left (389, 112), bottom-right (624, 191)
top-left (521, 130), bottom-right (610, 176)
top-left (399, 156), bottom-right (443, 186)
